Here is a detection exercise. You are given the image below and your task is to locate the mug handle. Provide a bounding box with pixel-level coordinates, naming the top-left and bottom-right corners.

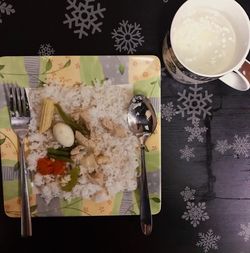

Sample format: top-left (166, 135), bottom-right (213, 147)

top-left (219, 60), bottom-right (250, 91)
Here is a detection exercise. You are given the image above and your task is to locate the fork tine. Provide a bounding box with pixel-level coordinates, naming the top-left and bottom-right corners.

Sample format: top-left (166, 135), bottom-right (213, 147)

top-left (3, 84), bottom-right (11, 108)
top-left (20, 87), bottom-right (26, 116)
top-left (4, 84), bottom-right (16, 117)
top-left (24, 88), bottom-right (30, 117)
top-left (20, 87), bottom-right (30, 117)
top-left (10, 85), bottom-right (17, 116)
top-left (16, 86), bottom-right (23, 117)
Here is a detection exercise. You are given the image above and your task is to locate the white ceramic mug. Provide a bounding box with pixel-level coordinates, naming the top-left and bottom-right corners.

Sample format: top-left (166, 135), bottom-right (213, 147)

top-left (162, 0), bottom-right (250, 91)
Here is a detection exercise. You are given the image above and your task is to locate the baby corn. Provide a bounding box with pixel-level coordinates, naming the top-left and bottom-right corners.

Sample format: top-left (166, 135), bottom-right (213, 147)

top-left (39, 98), bottom-right (54, 133)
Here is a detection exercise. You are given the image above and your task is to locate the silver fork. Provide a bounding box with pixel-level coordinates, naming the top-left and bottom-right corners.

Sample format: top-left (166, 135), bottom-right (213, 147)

top-left (4, 84), bottom-right (32, 237)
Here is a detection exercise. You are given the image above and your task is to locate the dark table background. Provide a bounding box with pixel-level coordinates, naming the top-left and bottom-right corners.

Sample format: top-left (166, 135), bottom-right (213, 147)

top-left (0, 0), bottom-right (250, 252)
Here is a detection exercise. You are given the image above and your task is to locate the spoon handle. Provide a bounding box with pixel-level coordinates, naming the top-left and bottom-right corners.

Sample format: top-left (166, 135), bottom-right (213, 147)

top-left (140, 145), bottom-right (152, 236)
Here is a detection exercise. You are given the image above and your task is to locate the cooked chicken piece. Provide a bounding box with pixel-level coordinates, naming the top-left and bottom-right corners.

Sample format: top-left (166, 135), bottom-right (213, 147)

top-left (100, 117), bottom-right (127, 138)
top-left (75, 131), bottom-right (95, 149)
top-left (80, 110), bottom-right (91, 123)
top-left (70, 145), bottom-right (86, 155)
top-left (101, 117), bottom-right (114, 132)
top-left (88, 170), bottom-right (104, 186)
top-left (71, 113), bottom-right (79, 121)
top-left (75, 131), bottom-right (92, 146)
top-left (79, 111), bottom-right (91, 131)
top-left (70, 145), bottom-right (87, 164)
top-left (80, 153), bottom-right (98, 173)
top-left (71, 109), bottom-right (82, 121)
top-left (96, 155), bottom-right (111, 165)
top-left (88, 139), bottom-right (95, 149)
top-left (115, 127), bottom-right (127, 138)
top-left (71, 153), bottom-right (85, 164)
top-left (71, 154), bottom-right (80, 164)
top-left (75, 130), bottom-right (88, 145)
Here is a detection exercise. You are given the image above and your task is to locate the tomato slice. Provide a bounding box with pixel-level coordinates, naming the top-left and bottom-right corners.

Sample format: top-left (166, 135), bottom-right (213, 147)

top-left (53, 160), bottom-right (66, 175)
top-left (37, 158), bottom-right (53, 175)
top-left (37, 157), bottom-right (66, 175)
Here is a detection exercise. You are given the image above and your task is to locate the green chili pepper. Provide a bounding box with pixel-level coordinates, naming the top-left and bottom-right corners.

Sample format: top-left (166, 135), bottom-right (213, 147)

top-left (55, 104), bottom-right (90, 137)
top-left (61, 166), bottom-right (80, 192)
top-left (47, 154), bottom-right (73, 163)
top-left (47, 147), bottom-right (70, 157)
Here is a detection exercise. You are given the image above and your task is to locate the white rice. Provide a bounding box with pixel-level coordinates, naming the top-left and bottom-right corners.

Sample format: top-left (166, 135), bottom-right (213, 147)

top-left (27, 81), bottom-right (139, 204)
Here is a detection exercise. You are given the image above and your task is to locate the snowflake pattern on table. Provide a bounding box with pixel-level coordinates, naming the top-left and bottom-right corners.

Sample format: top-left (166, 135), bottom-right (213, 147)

top-left (238, 223), bottom-right (250, 242)
top-left (0, 1), bottom-right (15, 23)
top-left (215, 135), bottom-right (250, 158)
top-left (180, 145), bottom-right (195, 162)
top-left (180, 186), bottom-right (196, 202)
top-left (177, 84), bottom-right (213, 124)
top-left (161, 102), bottom-right (177, 122)
top-left (182, 202), bottom-right (209, 228)
top-left (196, 229), bottom-right (221, 253)
top-left (63, 0), bottom-right (106, 39)
top-left (111, 20), bottom-right (144, 54)
top-left (215, 139), bottom-right (231, 155)
top-left (231, 135), bottom-right (250, 158)
top-left (185, 118), bottom-right (207, 143)
top-left (38, 44), bottom-right (55, 56)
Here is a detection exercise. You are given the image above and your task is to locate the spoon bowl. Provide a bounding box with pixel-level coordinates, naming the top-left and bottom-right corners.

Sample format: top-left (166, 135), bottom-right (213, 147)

top-left (128, 94), bottom-right (157, 236)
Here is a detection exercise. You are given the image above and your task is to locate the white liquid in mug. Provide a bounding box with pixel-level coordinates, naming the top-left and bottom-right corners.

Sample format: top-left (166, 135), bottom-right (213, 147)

top-left (172, 8), bottom-right (237, 75)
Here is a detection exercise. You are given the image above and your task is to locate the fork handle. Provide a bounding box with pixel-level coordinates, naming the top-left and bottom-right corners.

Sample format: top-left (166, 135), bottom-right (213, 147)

top-left (18, 138), bottom-right (32, 237)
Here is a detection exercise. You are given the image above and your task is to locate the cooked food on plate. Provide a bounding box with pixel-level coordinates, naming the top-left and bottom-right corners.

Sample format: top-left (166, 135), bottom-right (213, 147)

top-left (27, 81), bottom-right (139, 204)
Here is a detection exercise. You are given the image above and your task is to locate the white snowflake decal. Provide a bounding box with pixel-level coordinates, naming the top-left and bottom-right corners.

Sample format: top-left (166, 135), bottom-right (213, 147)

top-left (196, 229), bottom-right (221, 253)
top-left (215, 139), bottom-right (231, 154)
top-left (239, 223), bottom-right (250, 242)
top-left (180, 145), bottom-right (195, 162)
top-left (38, 44), bottom-right (55, 56)
top-left (185, 118), bottom-right (207, 143)
top-left (180, 186), bottom-right (196, 202)
top-left (161, 102), bottom-right (177, 122)
top-left (63, 0), bottom-right (106, 39)
top-left (231, 135), bottom-right (250, 158)
top-left (177, 84), bottom-right (213, 123)
top-left (111, 20), bottom-right (144, 54)
top-left (0, 1), bottom-right (15, 23)
top-left (182, 202), bottom-right (209, 227)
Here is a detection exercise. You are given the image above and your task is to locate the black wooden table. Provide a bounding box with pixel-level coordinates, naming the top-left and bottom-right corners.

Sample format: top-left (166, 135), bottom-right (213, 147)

top-left (0, 0), bottom-right (250, 252)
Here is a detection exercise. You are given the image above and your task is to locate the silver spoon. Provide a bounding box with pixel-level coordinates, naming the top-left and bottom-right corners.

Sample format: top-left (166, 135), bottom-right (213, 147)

top-left (127, 94), bottom-right (157, 236)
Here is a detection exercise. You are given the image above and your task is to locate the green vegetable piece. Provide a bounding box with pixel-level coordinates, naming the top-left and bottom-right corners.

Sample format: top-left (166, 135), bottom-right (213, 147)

top-left (118, 64), bottom-right (125, 75)
top-left (47, 147), bottom-right (70, 157)
top-left (57, 147), bottom-right (74, 152)
top-left (45, 59), bottom-right (52, 72)
top-left (129, 210), bottom-right (137, 215)
top-left (0, 137), bottom-right (6, 145)
top-left (14, 162), bottom-right (19, 171)
top-left (144, 145), bottom-right (149, 152)
top-left (55, 103), bottom-right (90, 137)
top-left (0, 65), bottom-right (5, 70)
top-left (61, 167), bottom-right (80, 192)
top-left (38, 79), bottom-right (47, 87)
top-left (30, 205), bottom-right (37, 214)
top-left (151, 197), bottom-right (161, 203)
top-left (63, 59), bottom-right (71, 68)
top-left (47, 154), bottom-right (73, 163)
